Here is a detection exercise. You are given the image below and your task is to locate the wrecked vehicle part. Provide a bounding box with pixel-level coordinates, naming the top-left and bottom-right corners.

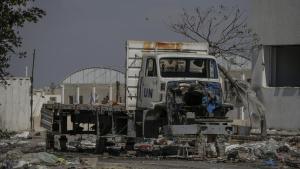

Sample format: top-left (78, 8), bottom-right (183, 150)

top-left (41, 104), bottom-right (128, 153)
top-left (225, 138), bottom-right (300, 164)
top-left (166, 81), bottom-right (225, 123)
top-left (164, 80), bottom-right (233, 136)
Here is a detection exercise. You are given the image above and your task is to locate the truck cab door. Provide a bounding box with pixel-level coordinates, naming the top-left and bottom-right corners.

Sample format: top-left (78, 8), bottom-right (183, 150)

top-left (139, 57), bottom-right (159, 108)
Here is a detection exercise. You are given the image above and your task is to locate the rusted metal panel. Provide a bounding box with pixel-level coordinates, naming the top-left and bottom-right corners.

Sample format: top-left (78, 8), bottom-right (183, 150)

top-left (41, 108), bottom-right (54, 131)
top-left (143, 41), bottom-right (183, 50)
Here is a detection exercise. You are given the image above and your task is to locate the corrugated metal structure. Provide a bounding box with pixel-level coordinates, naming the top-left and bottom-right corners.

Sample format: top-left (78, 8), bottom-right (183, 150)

top-left (0, 77), bottom-right (31, 131)
top-left (61, 67), bottom-right (125, 104)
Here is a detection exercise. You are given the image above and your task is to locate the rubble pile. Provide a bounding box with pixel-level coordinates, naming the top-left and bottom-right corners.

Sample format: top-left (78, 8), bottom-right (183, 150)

top-left (0, 151), bottom-right (66, 169)
top-left (132, 136), bottom-right (222, 159)
top-left (63, 134), bottom-right (97, 151)
top-left (225, 138), bottom-right (300, 168)
top-left (0, 131), bottom-right (99, 168)
top-left (1, 131), bottom-right (300, 168)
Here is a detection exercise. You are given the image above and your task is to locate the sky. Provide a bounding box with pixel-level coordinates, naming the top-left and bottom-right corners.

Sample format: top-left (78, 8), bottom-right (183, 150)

top-left (8, 0), bottom-right (250, 87)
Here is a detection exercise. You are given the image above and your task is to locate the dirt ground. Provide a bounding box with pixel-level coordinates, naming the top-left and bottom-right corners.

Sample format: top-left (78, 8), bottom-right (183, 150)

top-left (51, 151), bottom-right (274, 169)
top-left (83, 157), bottom-right (272, 169)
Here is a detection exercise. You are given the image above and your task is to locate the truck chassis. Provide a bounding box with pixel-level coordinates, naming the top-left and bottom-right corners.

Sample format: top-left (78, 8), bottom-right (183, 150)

top-left (41, 103), bottom-right (233, 156)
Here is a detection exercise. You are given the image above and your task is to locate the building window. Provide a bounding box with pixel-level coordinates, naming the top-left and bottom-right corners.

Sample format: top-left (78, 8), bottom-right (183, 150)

top-left (79, 96), bottom-right (83, 104)
top-left (69, 96), bottom-right (74, 104)
top-left (264, 45), bottom-right (300, 87)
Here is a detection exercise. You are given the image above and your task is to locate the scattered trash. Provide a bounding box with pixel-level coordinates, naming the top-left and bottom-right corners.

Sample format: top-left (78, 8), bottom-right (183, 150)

top-left (264, 159), bottom-right (276, 167)
top-left (206, 143), bottom-right (217, 158)
top-left (80, 157), bottom-right (98, 168)
top-left (5, 150), bottom-right (24, 160)
top-left (1, 128), bottom-right (299, 169)
top-left (285, 159), bottom-right (300, 168)
top-left (12, 131), bottom-right (31, 139)
top-left (80, 140), bottom-right (96, 149)
top-left (225, 137), bottom-right (300, 168)
top-left (37, 152), bottom-right (60, 164)
top-left (0, 142), bottom-right (8, 147)
top-left (14, 160), bottom-right (29, 168)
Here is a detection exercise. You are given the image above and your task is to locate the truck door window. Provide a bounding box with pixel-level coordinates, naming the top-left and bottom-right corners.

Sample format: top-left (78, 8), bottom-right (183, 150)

top-left (209, 60), bottom-right (218, 78)
top-left (146, 58), bottom-right (157, 77)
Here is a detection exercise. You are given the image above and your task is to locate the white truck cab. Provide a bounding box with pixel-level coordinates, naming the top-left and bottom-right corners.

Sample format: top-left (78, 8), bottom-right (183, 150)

top-left (137, 53), bottom-right (221, 110)
top-left (126, 40), bottom-right (211, 111)
top-left (125, 40), bottom-right (231, 138)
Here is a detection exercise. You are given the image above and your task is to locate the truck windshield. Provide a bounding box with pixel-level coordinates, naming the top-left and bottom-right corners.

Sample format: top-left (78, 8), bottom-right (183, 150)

top-left (159, 58), bottom-right (218, 78)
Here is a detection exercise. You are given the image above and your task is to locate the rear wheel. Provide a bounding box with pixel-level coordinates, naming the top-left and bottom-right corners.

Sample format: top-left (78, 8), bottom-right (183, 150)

top-left (143, 108), bottom-right (167, 138)
top-left (95, 137), bottom-right (106, 154)
top-left (46, 132), bottom-right (54, 150)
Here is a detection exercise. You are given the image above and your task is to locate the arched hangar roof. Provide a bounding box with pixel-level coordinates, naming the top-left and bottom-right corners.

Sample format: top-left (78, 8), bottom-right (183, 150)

top-left (62, 67), bottom-right (125, 85)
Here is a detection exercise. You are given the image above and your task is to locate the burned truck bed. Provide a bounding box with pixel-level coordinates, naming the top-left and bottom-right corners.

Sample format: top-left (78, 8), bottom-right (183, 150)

top-left (41, 103), bottom-right (128, 152)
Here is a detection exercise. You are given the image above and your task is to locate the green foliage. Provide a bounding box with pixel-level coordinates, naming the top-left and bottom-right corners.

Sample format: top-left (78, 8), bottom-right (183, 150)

top-left (0, 128), bottom-right (16, 139)
top-left (0, 0), bottom-right (45, 83)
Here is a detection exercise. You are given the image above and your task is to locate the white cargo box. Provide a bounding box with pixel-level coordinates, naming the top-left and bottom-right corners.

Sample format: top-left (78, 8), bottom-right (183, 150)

top-left (125, 40), bottom-right (209, 111)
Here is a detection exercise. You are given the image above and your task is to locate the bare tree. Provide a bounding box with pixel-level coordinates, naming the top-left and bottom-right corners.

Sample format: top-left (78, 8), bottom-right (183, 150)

top-left (169, 5), bottom-right (258, 67)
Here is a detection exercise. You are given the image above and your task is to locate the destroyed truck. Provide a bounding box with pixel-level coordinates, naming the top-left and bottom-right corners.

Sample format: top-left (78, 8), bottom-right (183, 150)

top-left (41, 40), bottom-right (233, 153)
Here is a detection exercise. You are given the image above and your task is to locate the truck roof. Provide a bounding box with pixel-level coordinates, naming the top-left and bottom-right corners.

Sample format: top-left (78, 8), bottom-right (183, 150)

top-left (143, 53), bottom-right (217, 60)
top-left (126, 40), bottom-right (209, 53)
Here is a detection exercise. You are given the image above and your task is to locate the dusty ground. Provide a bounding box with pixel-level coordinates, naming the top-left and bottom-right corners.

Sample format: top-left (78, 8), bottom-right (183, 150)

top-left (0, 132), bottom-right (299, 169)
top-left (85, 157), bottom-right (272, 169)
top-left (51, 151), bottom-right (275, 169)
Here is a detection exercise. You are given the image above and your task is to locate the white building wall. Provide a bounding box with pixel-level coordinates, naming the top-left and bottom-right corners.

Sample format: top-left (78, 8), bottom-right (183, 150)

top-left (0, 77), bottom-right (31, 131)
top-left (250, 0), bottom-right (300, 129)
top-left (252, 48), bottom-right (300, 129)
top-left (250, 0), bottom-right (300, 45)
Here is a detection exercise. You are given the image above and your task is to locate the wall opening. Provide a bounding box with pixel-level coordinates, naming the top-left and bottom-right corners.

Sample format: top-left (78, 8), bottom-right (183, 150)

top-left (264, 45), bottom-right (300, 87)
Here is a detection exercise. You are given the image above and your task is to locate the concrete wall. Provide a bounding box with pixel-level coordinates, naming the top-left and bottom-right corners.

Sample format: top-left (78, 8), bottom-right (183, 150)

top-left (257, 87), bottom-right (300, 129)
top-left (33, 91), bottom-right (61, 131)
top-left (250, 0), bottom-right (300, 45)
top-left (252, 47), bottom-right (300, 129)
top-left (250, 0), bottom-right (300, 129)
top-left (0, 77), bottom-right (31, 131)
